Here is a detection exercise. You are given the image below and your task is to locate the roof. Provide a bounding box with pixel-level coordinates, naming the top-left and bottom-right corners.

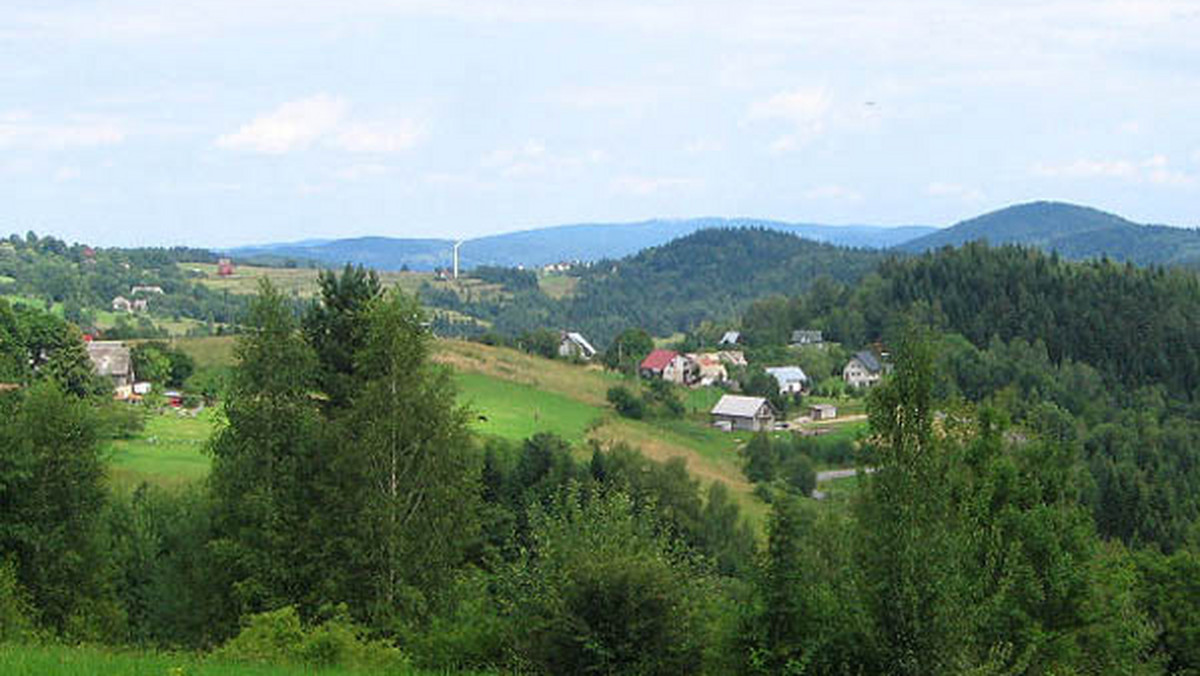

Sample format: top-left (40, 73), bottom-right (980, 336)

top-left (717, 350), bottom-right (747, 366)
top-left (853, 350), bottom-right (883, 373)
top-left (711, 395), bottom-right (772, 418)
top-left (765, 366), bottom-right (808, 384)
top-left (563, 331), bottom-right (596, 356)
top-left (640, 349), bottom-right (678, 371)
top-left (691, 353), bottom-right (723, 367)
top-left (791, 329), bottom-right (823, 343)
top-left (719, 331), bottom-right (741, 345)
top-left (87, 341), bottom-right (133, 377)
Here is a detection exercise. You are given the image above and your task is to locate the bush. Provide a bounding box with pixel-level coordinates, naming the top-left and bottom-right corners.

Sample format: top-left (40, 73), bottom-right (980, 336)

top-left (607, 386), bottom-right (645, 419)
top-left (214, 606), bottom-right (408, 669)
top-left (0, 562), bottom-right (33, 642)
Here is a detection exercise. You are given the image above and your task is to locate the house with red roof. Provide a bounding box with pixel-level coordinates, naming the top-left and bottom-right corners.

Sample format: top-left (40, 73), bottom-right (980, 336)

top-left (639, 349), bottom-right (700, 386)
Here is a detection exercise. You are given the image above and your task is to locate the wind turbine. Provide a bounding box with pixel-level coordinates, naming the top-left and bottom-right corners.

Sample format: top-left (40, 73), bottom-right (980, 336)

top-left (452, 240), bottom-right (464, 280)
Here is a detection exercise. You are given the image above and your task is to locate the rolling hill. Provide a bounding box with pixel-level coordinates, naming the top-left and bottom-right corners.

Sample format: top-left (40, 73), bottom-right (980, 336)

top-left (231, 218), bottom-right (934, 271)
top-left (897, 201), bottom-right (1200, 267)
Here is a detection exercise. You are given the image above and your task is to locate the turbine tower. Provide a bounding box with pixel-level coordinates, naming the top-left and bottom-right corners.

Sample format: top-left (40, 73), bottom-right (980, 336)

top-left (453, 240), bottom-right (464, 279)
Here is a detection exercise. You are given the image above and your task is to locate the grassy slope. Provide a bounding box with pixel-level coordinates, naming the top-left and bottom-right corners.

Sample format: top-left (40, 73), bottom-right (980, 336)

top-left (105, 408), bottom-right (218, 490)
top-left (0, 644), bottom-right (496, 676)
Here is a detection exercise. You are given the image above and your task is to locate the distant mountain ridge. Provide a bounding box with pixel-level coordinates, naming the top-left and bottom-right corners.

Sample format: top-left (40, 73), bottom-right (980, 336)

top-left (231, 218), bottom-right (936, 271)
top-left (897, 201), bottom-right (1200, 267)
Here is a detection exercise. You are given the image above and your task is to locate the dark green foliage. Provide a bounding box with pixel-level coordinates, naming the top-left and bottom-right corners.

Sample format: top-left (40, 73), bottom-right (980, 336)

top-left (741, 433), bottom-right (777, 484)
top-left (130, 342), bottom-right (195, 386)
top-left (301, 263), bottom-right (383, 409)
top-left (516, 328), bottom-right (560, 359)
top-left (1134, 548), bottom-right (1200, 675)
top-left (470, 265), bottom-right (538, 292)
top-left (0, 381), bottom-right (118, 638)
top-left (606, 385), bottom-right (644, 419)
top-left (602, 327), bottom-right (654, 372)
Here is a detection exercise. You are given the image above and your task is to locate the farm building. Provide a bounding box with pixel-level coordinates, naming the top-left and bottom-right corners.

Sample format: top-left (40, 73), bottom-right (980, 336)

top-left (765, 366), bottom-right (809, 394)
top-left (688, 353), bottom-right (728, 386)
top-left (790, 329), bottom-right (824, 346)
top-left (711, 395), bottom-right (776, 432)
top-left (87, 341), bottom-right (135, 399)
top-left (809, 403), bottom-right (838, 421)
top-left (639, 349), bottom-right (699, 386)
top-left (558, 331), bottom-right (597, 360)
top-left (843, 350), bottom-right (887, 388)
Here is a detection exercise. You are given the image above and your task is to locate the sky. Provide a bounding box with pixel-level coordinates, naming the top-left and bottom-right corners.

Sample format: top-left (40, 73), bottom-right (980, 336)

top-left (3, 0), bottom-right (1199, 247)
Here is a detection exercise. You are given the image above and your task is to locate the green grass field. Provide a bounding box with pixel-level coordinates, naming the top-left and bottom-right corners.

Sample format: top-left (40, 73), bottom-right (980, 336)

top-left (455, 371), bottom-right (605, 444)
top-left (0, 643), bottom-right (496, 676)
top-left (536, 273), bottom-right (577, 299)
top-left (105, 409), bottom-right (218, 489)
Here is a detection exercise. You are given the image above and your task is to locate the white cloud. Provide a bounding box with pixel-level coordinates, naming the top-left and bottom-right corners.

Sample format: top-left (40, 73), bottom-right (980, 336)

top-left (333, 163), bottom-right (391, 181)
top-left (611, 175), bottom-right (700, 196)
top-left (0, 111), bottom-right (126, 150)
top-left (332, 120), bottom-right (424, 153)
top-left (482, 140), bottom-right (606, 178)
top-left (802, 184), bottom-right (862, 202)
top-left (746, 88), bottom-right (836, 152)
top-left (1032, 154), bottom-right (1195, 186)
top-left (54, 166), bottom-right (81, 181)
top-left (927, 181), bottom-right (985, 202)
top-left (217, 95), bottom-right (347, 154)
top-left (684, 137), bottom-right (723, 154)
top-left (216, 96), bottom-right (424, 155)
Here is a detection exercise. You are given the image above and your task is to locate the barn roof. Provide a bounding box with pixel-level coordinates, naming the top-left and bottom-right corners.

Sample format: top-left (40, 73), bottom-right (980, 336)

top-left (87, 341), bottom-right (133, 377)
top-left (640, 349), bottom-right (678, 371)
top-left (564, 331), bottom-right (596, 356)
top-left (711, 394), bottom-right (772, 418)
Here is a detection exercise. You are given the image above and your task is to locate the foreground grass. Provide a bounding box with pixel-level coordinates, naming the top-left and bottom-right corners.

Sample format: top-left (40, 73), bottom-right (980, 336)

top-left (105, 408), bottom-right (218, 489)
top-left (0, 643), bottom-right (496, 676)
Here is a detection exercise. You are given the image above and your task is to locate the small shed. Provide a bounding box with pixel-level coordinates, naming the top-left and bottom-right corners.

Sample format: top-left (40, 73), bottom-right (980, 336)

top-left (809, 403), bottom-right (838, 421)
top-left (711, 395), bottom-right (776, 432)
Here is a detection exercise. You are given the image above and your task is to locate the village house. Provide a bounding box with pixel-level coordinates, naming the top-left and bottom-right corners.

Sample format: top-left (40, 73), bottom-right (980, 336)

top-left (558, 331), bottom-right (597, 360)
top-left (790, 329), bottom-right (824, 347)
top-left (809, 403), bottom-right (838, 421)
top-left (217, 258), bottom-right (235, 276)
top-left (765, 366), bottom-right (809, 394)
top-left (843, 350), bottom-right (887, 388)
top-left (710, 394), bottom-right (777, 432)
top-left (87, 341), bottom-right (135, 399)
top-left (639, 349), bottom-right (699, 386)
top-left (688, 353), bottom-right (728, 386)
top-left (718, 331), bottom-right (741, 347)
top-left (112, 296), bottom-right (148, 313)
top-left (130, 285), bottom-right (165, 295)
top-left (716, 350), bottom-right (747, 367)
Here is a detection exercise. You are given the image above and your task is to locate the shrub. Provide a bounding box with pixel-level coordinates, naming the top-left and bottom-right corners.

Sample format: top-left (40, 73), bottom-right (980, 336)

top-left (0, 561), bottom-right (33, 642)
top-left (214, 606), bottom-right (407, 669)
top-left (607, 386), bottom-right (645, 419)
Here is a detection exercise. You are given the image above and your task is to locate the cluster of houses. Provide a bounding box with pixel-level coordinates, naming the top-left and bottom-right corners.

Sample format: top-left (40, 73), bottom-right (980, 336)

top-left (111, 284), bottom-right (165, 314)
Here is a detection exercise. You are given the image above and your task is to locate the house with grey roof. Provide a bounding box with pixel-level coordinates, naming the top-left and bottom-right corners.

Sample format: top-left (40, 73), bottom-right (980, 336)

top-left (87, 341), bottom-right (135, 398)
top-left (765, 366), bottom-right (809, 394)
top-left (558, 331), bottom-right (597, 360)
top-left (843, 350), bottom-right (886, 388)
top-left (790, 329), bottom-right (824, 347)
top-left (710, 394), bottom-right (776, 432)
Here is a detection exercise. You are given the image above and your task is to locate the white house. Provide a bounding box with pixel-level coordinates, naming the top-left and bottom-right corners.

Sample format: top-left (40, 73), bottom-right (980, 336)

top-left (711, 395), bottom-right (777, 432)
top-left (843, 350), bottom-right (886, 388)
top-left (765, 366), bottom-right (808, 394)
top-left (558, 331), bottom-right (597, 360)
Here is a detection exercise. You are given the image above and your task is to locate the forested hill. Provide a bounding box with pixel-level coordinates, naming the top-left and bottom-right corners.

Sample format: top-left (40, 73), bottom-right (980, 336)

top-left (559, 228), bottom-right (888, 342)
top-left (898, 201), bottom-right (1200, 267)
top-left (233, 218), bottom-right (932, 271)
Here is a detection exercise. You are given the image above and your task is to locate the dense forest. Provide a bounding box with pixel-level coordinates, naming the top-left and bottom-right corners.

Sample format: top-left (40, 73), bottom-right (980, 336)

top-left (5, 255), bottom-right (1200, 674)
